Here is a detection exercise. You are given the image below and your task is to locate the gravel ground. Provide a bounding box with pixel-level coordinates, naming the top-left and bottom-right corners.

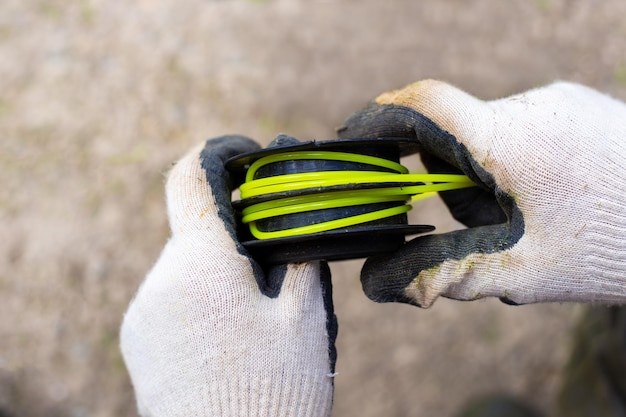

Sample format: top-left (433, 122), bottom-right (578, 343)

top-left (1, 1), bottom-right (625, 416)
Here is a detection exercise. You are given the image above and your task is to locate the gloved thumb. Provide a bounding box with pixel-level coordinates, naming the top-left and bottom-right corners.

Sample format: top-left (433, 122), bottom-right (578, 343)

top-left (165, 135), bottom-right (260, 244)
top-left (361, 204), bottom-right (525, 308)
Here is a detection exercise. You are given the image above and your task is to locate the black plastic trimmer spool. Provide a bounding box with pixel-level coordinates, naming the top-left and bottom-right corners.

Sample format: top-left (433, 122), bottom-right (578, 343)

top-left (225, 138), bottom-right (436, 264)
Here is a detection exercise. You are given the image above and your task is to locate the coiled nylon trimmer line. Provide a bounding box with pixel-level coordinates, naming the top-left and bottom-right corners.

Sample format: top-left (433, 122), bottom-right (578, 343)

top-left (238, 151), bottom-right (475, 240)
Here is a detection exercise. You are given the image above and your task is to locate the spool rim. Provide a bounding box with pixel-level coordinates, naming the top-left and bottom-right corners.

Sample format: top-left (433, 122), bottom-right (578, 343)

top-left (225, 137), bottom-right (421, 173)
top-left (240, 224), bottom-right (435, 264)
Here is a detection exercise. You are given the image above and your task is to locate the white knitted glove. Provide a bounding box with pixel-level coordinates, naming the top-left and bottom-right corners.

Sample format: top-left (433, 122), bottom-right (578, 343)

top-left (338, 80), bottom-right (626, 307)
top-left (120, 136), bottom-right (337, 417)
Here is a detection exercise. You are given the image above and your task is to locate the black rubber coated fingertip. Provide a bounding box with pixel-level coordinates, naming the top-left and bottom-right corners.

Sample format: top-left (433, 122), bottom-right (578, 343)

top-left (360, 255), bottom-right (422, 307)
top-left (268, 134), bottom-right (301, 148)
top-left (337, 103), bottom-right (418, 139)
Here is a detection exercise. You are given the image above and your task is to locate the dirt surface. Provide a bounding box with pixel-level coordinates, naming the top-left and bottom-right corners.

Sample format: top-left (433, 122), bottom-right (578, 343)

top-left (1, 1), bottom-right (625, 416)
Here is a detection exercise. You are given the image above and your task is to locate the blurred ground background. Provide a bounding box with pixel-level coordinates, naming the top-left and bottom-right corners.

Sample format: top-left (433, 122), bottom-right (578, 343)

top-left (1, 0), bottom-right (626, 416)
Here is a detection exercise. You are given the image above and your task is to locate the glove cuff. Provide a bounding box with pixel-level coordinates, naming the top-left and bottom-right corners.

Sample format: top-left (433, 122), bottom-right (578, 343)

top-left (585, 178), bottom-right (626, 302)
top-left (138, 373), bottom-right (334, 417)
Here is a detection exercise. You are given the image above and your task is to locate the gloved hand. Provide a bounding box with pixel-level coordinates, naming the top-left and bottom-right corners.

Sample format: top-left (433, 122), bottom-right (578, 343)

top-left (120, 136), bottom-right (337, 417)
top-left (338, 80), bottom-right (626, 307)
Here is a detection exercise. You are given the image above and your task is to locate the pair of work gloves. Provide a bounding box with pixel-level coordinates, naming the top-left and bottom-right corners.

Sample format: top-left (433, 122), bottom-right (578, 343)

top-left (121, 80), bottom-right (626, 416)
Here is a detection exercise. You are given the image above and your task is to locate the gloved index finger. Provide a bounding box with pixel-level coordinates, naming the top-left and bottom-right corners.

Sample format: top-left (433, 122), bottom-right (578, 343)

top-left (337, 101), bottom-right (422, 140)
top-left (338, 101), bottom-right (489, 187)
top-left (338, 80), bottom-right (496, 189)
top-left (337, 82), bottom-right (505, 228)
